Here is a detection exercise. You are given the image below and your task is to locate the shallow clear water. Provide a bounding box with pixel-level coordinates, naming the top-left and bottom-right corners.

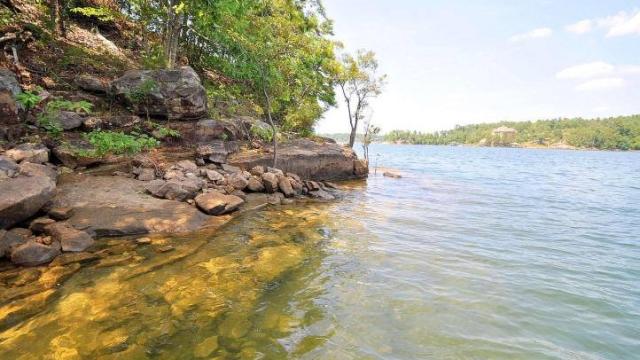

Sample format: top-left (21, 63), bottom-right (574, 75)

top-left (1, 145), bottom-right (639, 359)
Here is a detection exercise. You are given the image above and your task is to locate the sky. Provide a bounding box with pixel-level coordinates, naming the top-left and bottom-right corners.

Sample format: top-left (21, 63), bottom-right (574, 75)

top-left (315, 0), bottom-right (640, 134)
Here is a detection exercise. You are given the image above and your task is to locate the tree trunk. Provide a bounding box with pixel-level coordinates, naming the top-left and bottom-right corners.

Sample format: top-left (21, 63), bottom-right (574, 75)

top-left (50, 0), bottom-right (66, 37)
top-left (164, 0), bottom-right (182, 69)
top-left (262, 84), bottom-right (278, 168)
top-left (349, 125), bottom-right (357, 148)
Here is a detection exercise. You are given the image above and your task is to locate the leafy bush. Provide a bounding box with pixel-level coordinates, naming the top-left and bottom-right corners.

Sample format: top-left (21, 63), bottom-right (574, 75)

top-left (46, 100), bottom-right (93, 114)
top-left (36, 113), bottom-right (63, 138)
top-left (251, 125), bottom-right (274, 142)
top-left (84, 130), bottom-right (160, 156)
top-left (141, 46), bottom-right (168, 70)
top-left (70, 7), bottom-right (116, 22)
top-left (16, 91), bottom-right (42, 110)
top-left (146, 121), bottom-right (181, 139)
top-left (126, 79), bottom-right (158, 104)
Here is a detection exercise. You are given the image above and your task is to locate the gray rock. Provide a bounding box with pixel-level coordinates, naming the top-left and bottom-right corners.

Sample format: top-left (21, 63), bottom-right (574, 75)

top-left (227, 172), bottom-right (248, 190)
top-left (176, 160), bottom-right (198, 172)
top-left (354, 159), bottom-right (368, 177)
top-left (137, 168), bottom-right (156, 181)
top-left (6, 143), bottom-right (49, 164)
top-left (0, 69), bottom-right (21, 97)
top-left (48, 207), bottom-right (74, 220)
top-left (10, 240), bottom-right (61, 266)
top-left (29, 217), bottom-right (56, 234)
top-left (45, 223), bottom-right (94, 252)
top-left (261, 172), bottom-right (278, 193)
top-left (383, 171), bottom-right (402, 179)
top-left (75, 74), bottom-right (109, 93)
top-left (83, 115), bottom-right (141, 130)
top-left (246, 177), bottom-right (264, 192)
top-left (0, 229), bottom-right (29, 258)
top-left (19, 162), bottom-right (57, 183)
top-left (221, 164), bottom-right (241, 173)
top-left (249, 165), bottom-right (265, 176)
top-left (278, 177), bottom-right (294, 198)
top-left (227, 138), bottom-right (367, 181)
top-left (195, 192), bottom-right (244, 215)
top-left (55, 111), bottom-right (84, 130)
top-left (0, 168), bottom-right (56, 229)
top-left (0, 155), bottom-right (19, 179)
top-left (308, 189), bottom-right (336, 200)
top-left (111, 66), bottom-right (207, 120)
top-left (145, 179), bottom-right (200, 201)
top-left (267, 167), bottom-right (284, 176)
top-left (205, 169), bottom-right (223, 182)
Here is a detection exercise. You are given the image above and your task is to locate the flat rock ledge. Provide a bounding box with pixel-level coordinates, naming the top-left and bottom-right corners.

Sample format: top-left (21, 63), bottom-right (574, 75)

top-left (51, 174), bottom-right (211, 237)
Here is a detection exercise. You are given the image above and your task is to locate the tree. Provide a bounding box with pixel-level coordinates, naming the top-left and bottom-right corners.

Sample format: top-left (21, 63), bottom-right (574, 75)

top-left (361, 118), bottom-right (380, 161)
top-left (337, 49), bottom-right (386, 148)
top-left (49, 0), bottom-right (67, 36)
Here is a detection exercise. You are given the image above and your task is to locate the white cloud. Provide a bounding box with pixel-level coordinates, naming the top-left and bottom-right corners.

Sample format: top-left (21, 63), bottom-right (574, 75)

top-left (576, 78), bottom-right (625, 91)
top-left (598, 10), bottom-right (640, 37)
top-left (619, 65), bottom-right (640, 75)
top-left (566, 20), bottom-right (593, 34)
top-left (510, 27), bottom-right (552, 42)
top-left (556, 62), bottom-right (615, 79)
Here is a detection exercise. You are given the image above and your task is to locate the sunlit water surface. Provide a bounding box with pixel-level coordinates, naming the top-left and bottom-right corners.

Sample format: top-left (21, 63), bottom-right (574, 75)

top-left (1, 145), bottom-right (639, 359)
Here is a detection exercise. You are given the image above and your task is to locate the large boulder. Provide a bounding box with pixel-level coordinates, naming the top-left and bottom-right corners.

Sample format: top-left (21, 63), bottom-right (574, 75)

top-left (195, 192), bottom-right (244, 215)
top-left (0, 163), bottom-right (57, 229)
top-left (228, 139), bottom-right (367, 181)
top-left (111, 66), bottom-right (207, 120)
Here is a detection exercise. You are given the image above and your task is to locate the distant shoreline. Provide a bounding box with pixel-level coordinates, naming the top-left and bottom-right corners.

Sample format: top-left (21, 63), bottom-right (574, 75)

top-left (372, 141), bottom-right (639, 152)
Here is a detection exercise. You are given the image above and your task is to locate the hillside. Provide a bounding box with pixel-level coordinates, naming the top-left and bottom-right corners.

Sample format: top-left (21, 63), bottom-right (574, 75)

top-left (385, 115), bottom-right (640, 150)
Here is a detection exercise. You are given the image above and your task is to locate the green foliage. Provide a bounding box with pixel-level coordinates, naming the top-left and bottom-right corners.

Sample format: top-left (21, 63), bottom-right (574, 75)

top-left (251, 125), bottom-right (274, 142)
top-left (141, 45), bottom-right (168, 70)
top-left (46, 100), bottom-right (93, 114)
top-left (84, 130), bottom-right (160, 156)
top-left (147, 121), bottom-right (181, 139)
top-left (70, 6), bottom-right (116, 22)
top-left (15, 91), bottom-right (42, 110)
top-left (384, 115), bottom-right (640, 151)
top-left (126, 79), bottom-right (158, 104)
top-left (36, 113), bottom-right (63, 138)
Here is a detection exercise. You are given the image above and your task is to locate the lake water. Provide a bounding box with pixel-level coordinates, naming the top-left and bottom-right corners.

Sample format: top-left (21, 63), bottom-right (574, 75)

top-left (1, 145), bottom-right (639, 359)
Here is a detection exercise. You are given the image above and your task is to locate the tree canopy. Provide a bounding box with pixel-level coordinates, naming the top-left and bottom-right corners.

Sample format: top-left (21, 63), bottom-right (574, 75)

top-left (385, 115), bottom-right (640, 150)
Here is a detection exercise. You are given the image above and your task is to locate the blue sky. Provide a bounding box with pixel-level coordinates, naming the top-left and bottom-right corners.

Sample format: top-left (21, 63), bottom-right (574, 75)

top-left (316, 0), bottom-right (640, 134)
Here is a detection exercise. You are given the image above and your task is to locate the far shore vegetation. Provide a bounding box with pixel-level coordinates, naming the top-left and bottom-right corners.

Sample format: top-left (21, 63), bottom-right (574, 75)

top-left (324, 115), bottom-right (640, 151)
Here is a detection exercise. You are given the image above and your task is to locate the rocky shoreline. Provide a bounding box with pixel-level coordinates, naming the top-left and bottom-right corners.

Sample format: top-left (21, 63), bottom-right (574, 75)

top-left (1, 66), bottom-right (368, 270)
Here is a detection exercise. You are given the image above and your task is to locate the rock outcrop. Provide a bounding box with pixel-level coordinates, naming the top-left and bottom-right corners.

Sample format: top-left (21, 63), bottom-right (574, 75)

top-left (0, 162), bottom-right (57, 229)
top-left (111, 66), bottom-right (207, 120)
top-left (52, 174), bottom-right (209, 236)
top-left (228, 139), bottom-right (367, 181)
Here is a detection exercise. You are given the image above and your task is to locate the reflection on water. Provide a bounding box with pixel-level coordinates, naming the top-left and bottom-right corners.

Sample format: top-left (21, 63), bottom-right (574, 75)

top-left (2, 145), bottom-right (640, 359)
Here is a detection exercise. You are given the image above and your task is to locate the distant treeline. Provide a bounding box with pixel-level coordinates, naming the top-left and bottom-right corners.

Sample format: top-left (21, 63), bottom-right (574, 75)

top-left (384, 115), bottom-right (640, 150)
